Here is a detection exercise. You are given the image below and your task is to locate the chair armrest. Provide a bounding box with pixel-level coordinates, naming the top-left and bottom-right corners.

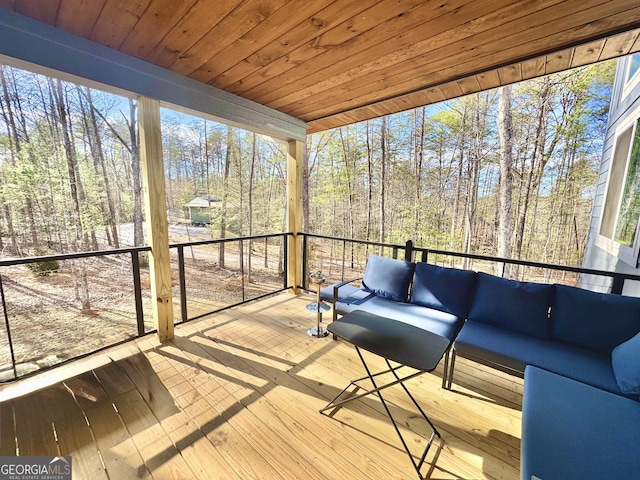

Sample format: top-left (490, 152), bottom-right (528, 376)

top-left (329, 276), bottom-right (364, 325)
top-left (332, 277), bottom-right (363, 303)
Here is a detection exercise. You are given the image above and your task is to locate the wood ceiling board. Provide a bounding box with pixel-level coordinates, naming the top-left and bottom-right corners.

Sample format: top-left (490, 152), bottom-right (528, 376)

top-left (458, 76), bottom-right (482, 95)
top-left (266, 0), bottom-right (606, 113)
top-left (0, 9), bottom-right (305, 142)
top-left (365, 104), bottom-right (392, 116)
top-left (144, 0), bottom-right (244, 68)
top-left (15, 0), bottom-right (60, 25)
top-left (306, 120), bottom-right (331, 134)
top-left (545, 48), bottom-right (574, 74)
top-left (118, 0), bottom-right (199, 60)
top-left (476, 69), bottom-right (501, 90)
top-left (632, 32), bottom-right (640, 52)
top-left (222, 0), bottom-right (426, 96)
top-left (278, 0), bottom-right (597, 112)
top-left (255, 0), bottom-right (511, 109)
top-left (2, 0), bottom-right (640, 133)
top-left (212, 0), bottom-right (375, 90)
top-left (569, 39), bottom-right (605, 67)
top-left (393, 95), bottom-right (422, 111)
top-left (521, 56), bottom-right (547, 79)
top-left (423, 86), bottom-right (447, 104)
top-left (56, 0), bottom-right (105, 38)
top-left (90, 0), bottom-right (152, 50)
top-left (599, 30), bottom-right (640, 60)
top-left (283, 3), bottom-right (640, 120)
top-left (408, 90), bottom-right (434, 106)
top-left (238, 0), bottom-right (473, 104)
top-left (193, 0), bottom-right (337, 85)
top-left (170, 0), bottom-right (290, 77)
top-left (438, 81), bottom-right (465, 100)
top-left (497, 64), bottom-right (523, 85)
top-left (381, 101), bottom-right (404, 115)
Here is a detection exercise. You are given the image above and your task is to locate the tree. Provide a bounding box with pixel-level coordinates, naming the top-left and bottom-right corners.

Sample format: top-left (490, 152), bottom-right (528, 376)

top-left (497, 85), bottom-right (514, 275)
top-left (219, 126), bottom-right (233, 268)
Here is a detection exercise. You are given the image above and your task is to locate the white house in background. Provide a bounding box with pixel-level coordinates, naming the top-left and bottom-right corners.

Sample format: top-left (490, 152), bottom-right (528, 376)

top-left (583, 53), bottom-right (640, 293)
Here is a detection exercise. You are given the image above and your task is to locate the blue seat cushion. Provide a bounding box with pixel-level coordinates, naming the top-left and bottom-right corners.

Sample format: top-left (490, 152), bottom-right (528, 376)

top-left (455, 322), bottom-right (622, 394)
top-left (409, 262), bottom-right (477, 318)
top-left (612, 331), bottom-right (640, 396)
top-left (361, 255), bottom-right (415, 302)
top-left (320, 283), bottom-right (361, 303)
top-left (552, 284), bottom-right (640, 355)
top-left (335, 294), bottom-right (463, 342)
top-left (522, 366), bottom-right (640, 480)
top-left (467, 273), bottom-right (553, 340)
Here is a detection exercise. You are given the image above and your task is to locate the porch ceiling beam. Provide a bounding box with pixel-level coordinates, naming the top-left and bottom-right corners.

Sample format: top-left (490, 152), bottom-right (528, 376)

top-left (0, 8), bottom-right (306, 142)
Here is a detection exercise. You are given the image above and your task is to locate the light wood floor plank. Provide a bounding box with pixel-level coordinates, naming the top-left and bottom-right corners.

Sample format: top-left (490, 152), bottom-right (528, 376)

top-left (0, 399), bottom-right (16, 455)
top-left (0, 293), bottom-right (523, 480)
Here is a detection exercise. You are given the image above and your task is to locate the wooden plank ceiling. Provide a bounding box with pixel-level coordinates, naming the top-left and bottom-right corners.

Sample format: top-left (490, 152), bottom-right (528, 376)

top-left (1, 0), bottom-right (640, 134)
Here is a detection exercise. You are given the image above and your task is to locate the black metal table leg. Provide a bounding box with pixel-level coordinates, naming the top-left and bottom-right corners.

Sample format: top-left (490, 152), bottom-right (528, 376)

top-left (320, 346), bottom-right (442, 480)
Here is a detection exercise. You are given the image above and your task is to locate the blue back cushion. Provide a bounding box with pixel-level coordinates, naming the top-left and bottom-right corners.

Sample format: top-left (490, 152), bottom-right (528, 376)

top-left (362, 255), bottom-right (415, 302)
top-left (467, 272), bottom-right (553, 339)
top-left (612, 331), bottom-right (640, 396)
top-left (409, 262), bottom-right (477, 318)
top-left (551, 284), bottom-right (640, 354)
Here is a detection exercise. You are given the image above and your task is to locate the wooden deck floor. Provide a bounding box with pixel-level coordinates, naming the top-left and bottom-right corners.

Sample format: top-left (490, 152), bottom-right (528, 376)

top-left (0, 293), bottom-right (523, 480)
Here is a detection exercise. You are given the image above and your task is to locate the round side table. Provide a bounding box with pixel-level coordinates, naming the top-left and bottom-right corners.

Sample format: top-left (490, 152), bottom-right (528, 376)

top-left (307, 271), bottom-right (330, 337)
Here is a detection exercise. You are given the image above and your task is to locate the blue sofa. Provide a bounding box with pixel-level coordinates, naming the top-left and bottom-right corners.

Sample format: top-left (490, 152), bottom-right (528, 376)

top-left (321, 255), bottom-right (476, 343)
top-left (447, 272), bottom-right (640, 397)
top-left (522, 366), bottom-right (640, 480)
top-left (321, 254), bottom-right (640, 479)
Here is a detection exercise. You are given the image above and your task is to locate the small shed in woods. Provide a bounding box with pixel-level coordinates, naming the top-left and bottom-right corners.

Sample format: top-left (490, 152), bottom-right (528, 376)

top-left (185, 197), bottom-right (221, 226)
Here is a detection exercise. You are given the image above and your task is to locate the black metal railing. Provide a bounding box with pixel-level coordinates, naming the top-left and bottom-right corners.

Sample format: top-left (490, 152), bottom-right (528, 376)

top-left (5, 230), bottom-right (640, 383)
top-left (0, 246), bottom-right (151, 383)
top-left (170, 232), bottom-right (291, 323)
top-left (0, 232), bottom-right (292, 383)
top-left (300, 233), bottom-right (640, 294)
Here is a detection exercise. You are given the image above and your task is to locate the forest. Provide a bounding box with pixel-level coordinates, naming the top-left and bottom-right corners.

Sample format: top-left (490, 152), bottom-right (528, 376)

top-left (0, 60), bottom-right (616, 268)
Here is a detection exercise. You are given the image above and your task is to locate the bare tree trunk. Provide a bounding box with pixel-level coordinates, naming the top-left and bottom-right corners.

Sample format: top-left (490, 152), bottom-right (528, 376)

top-left (515, 78), bottom-right (550, 270)
top-left (497, 86), bottom-right (514, 276)
top-left (414, 108), bottom-right (425, 241)
top-left (463, 98), bottom-right (484, 269)
top-left (0, 66), bottom-right (39, 251)
top-left (0, 78), bottom-right (19, 254)
top-left (219, 126), bottom-right (232, 268)
top-left (451, 104), bottom-right (467, 251)
top-left (339, 127), bottom-right (356, 266)
top-left (247, 133), bottom-right (256, 282)
top-left (365, 121), bottom-right (373, 255)
top-left (53, 79), bottom-right (91, 312)
top-left (128, 100), bottom-right (144, 247)
top-left (379, 117), bottom-right (387, 254)
top-left (80, 87), bottom-right (120, 248)
top-left (302, 136), bottom-right (310, 234)
top-left (1, 204), bottom-right (18, 254)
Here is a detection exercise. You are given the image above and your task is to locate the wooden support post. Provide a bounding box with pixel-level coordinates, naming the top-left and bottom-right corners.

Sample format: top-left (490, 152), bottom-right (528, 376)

top-left (139, 97), bottom-right (174, 341)
top-left (287, 140), bottom-right (304, 294)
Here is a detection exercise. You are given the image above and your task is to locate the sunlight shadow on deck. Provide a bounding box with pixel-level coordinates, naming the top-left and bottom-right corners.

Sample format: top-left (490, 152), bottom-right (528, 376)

top-left (1, 294), bottom-right (523, 479)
